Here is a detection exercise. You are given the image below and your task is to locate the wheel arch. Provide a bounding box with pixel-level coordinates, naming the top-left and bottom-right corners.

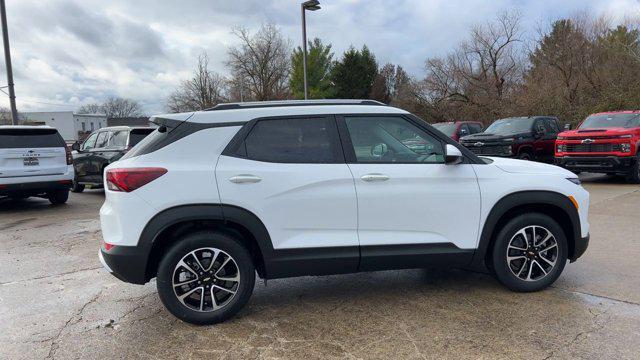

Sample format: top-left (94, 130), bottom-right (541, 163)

top-left (141, 204), bottom-right (274, 282)
top-left (470, 190), bottom-right (581, 271)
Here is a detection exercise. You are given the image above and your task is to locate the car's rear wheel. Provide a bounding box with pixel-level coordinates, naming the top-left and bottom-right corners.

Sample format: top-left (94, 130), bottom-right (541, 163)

top-left (156, 231), bottom-right (255, 325)
top-left (71, 180), bottom-right (85, 193)
top-left (491, 213), bottom-right (567, 292)
top-left (48, 189), bottom-right (69, 205)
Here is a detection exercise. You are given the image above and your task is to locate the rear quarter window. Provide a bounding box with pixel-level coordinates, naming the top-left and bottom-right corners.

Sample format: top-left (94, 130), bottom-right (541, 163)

top-left (0, 128), bottom-right (66, 148)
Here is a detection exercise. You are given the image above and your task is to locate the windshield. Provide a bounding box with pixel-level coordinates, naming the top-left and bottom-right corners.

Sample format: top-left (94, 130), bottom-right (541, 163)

top-left (579, 113), bottom-right (640, 129)
top-left (432, 123), bottom-right (456, 137)
top-left (485, 118), bottom-right (534, 135)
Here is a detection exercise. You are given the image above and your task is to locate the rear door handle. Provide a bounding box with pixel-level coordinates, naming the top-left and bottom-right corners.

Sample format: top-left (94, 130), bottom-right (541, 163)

top-left (229, 174), bottom-right (262, 184)
top-left (361, 173), bottom-right (390, 182)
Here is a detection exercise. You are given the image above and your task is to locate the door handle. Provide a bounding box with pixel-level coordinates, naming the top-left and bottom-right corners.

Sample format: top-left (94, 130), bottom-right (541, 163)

top-left (229, 174), bottom-right (262, 184)
top-left (361, 173), bottom-right (390, 182)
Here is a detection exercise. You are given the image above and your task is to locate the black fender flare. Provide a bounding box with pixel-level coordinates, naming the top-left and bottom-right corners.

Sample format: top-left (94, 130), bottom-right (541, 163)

top-left (469, 190), bottom-right (581, 270)
top-left (138, 204), bottom-right (276, 280)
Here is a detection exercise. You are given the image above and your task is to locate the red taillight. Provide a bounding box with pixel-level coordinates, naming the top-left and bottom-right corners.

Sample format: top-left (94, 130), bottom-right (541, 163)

top-left (106, 167), bottom-right (167, 192)
top-left (65, 146), bottom-right (73, 165)
top-left (104, 243), bottom-right (115, 251)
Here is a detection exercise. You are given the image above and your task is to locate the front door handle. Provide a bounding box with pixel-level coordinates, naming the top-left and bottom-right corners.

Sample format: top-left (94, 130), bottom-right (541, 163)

top-left (229, 174), bottom-right (262, 184)
top-left (361, 173), bottom-right (390, 182)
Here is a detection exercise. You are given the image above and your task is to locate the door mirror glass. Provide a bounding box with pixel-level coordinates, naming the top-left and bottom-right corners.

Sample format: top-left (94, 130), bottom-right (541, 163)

top-left (371, 143), bottom-right (389, 159)
top-left (445, 144), bottom-right (463, 164)
top-left (71, 142), bottom-right (80, 151)
top-left (459, 128), bottom-right (468, 136)
top-left (564, 123), bottom-right (571, 131)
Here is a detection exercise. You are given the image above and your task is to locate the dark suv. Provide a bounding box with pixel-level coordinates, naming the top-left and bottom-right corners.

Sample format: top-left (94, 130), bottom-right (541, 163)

top-left (460, 116), bottom-right (560, 163)
top-left (71, 126), bottom-right (153, 192)
top-left (432, 121), bottom-right (483, 142)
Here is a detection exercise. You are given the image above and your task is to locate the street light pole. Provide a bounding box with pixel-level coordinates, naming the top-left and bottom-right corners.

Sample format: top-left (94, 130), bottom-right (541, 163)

top-left (300, 1), bottom-right (320, 100)
top-left (0, 0), bottom-right (17, 124)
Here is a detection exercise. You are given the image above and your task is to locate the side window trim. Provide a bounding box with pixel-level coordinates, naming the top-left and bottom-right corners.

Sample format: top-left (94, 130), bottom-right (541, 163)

top-left (222, 114), bottom-right (345, 164)
top-left (336, 114), bottom-right (447, 164)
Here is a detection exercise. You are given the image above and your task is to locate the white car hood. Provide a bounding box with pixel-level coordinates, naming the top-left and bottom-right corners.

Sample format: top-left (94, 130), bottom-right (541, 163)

top-left (486, 157), bottom-right (576, 177)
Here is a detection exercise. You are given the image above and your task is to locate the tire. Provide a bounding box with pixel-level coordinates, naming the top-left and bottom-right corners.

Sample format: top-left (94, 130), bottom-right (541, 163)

top-left (517, 152), bottom-right (532, 161)
top-left (626, 154), bottom-right (640, 184)
top-left (491, 213), bottom-right (567, 292)
top-left (48, 189), bottom-right (69, 205)
top-left (156, 231), bottom-right (256, 325)
top-left (71, 180), bottom-right (85, 193)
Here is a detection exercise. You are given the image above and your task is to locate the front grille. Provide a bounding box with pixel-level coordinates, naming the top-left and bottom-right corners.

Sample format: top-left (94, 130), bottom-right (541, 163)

top-left (466, 144), bottom-right (510, 155)
top-left (565, 143), bottom-right (619, 153)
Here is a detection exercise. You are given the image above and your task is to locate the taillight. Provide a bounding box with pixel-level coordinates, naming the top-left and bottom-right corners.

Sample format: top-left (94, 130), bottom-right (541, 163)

top-left (104, 242), bottom-right (115, 251)
top-left (106, 167), bottom-right (167, 192)
top-left (65, 146), bottom-right (73, 165)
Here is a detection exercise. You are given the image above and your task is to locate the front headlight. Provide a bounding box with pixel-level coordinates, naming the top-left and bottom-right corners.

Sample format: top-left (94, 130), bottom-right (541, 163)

top-left (620, 143), bottom-right (631, 152)
top-left (557, 144), bottom-right (566, 153)
top-left (503, 145), bottom-right (512, 155)
top-left (557, 136), bottom-right (565, 140)
top-left (566, 177), bottom-right (581, 185)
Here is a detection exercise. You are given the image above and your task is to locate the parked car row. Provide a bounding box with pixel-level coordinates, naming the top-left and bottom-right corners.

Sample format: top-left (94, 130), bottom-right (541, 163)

top-left (0, 125), bottom-right (154, 203)
top-left (435, 110), bottom-right (640, 183)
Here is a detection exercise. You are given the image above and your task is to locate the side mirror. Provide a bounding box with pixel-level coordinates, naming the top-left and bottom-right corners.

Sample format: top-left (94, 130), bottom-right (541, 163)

top-left (459, 128), bottom-right (468, 137)
top-left (371, 143), bottom-right (389, 159)
top-left (564, 123), bottom-right (571, 131)
top-left (71, 142), bottom-right (80, 151)
top-left (445, 144), bottom-right (463, 165)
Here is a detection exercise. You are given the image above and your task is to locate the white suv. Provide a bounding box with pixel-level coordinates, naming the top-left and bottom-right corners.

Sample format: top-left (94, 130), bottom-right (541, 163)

top-left (0, 125), bottom-right (74, 204)
top-left (99, 100), bottom-right (590, 325)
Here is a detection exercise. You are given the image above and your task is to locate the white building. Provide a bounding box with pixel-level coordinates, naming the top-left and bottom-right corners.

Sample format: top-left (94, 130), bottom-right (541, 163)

top-left (20, 111), bottom-right (107, 142)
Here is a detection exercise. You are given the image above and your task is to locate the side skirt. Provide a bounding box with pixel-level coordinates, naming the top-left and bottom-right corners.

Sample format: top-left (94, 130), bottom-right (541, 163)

top-left (264, 243), bottom-right (474, 279)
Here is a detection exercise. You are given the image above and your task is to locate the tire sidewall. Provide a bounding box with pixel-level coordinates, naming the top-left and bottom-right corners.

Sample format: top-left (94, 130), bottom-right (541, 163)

top-left (156, 231), bottom-right (256, 325)
top-left (48, 189), bottom-right (69, 205)
top-left (491, 213), bottom-right (568, 292)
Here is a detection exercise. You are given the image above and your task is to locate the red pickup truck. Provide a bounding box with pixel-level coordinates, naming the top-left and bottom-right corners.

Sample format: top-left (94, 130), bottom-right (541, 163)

top-left (555, 110), bottom-right (640, 183)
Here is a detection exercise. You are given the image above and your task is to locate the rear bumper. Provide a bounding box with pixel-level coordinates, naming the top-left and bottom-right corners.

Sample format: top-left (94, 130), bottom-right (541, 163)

top-left (0, 180), bottom-right (72, 196)
top-left (555, 156), bottom-right (636, 173)
top-left (99, 244), bottom-right (148, 285)
top-left (570, 233), bottom-right (589, 262)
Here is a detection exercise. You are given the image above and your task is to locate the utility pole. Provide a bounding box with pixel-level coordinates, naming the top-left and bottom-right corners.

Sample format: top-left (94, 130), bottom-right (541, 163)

top-left (0, 0), bottom-right (17, 124)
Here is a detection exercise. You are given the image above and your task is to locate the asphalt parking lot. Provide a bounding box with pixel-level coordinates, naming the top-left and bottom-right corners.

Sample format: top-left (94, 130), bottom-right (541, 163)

top-left (1, 174), bottom-right (639, 359)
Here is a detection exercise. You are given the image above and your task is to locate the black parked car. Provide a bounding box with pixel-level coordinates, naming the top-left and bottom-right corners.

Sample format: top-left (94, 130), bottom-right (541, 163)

top-left (460, 116), bottom-right (560, 163)
top-left (71, 126), bottom-right (154, 192)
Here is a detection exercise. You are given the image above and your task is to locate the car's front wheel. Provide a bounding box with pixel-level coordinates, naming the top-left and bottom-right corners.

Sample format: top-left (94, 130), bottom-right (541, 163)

top-left (626, 153), bottom-right (640, 184)
top-left (491, 213), bottom-right (567, 292)
top-left (156, 231), bottom-right (256, 325)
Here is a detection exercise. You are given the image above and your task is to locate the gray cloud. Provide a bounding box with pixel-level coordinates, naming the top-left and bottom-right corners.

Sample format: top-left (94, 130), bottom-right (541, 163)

top-left (1, 0), bottom-right (638, 114)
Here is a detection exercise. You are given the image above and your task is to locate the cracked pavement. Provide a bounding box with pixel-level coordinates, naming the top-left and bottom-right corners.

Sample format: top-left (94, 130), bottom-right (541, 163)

top-left (1, 175), bottom-right (639, 359)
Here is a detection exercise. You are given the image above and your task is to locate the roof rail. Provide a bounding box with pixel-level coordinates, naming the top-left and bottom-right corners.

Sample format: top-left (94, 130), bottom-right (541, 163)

top-left (204, 99), bottom-right (386, 111)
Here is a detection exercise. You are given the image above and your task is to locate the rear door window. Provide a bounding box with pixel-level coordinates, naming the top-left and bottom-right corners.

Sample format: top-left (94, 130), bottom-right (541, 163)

top-left (82, 132), bottom-right (98, 151)
top-left (0, 128), bottom-right (65, 148)
top-left (242, 117), bottom-right (341, 163)
top-left (128, 129), bottom-right (154, 147)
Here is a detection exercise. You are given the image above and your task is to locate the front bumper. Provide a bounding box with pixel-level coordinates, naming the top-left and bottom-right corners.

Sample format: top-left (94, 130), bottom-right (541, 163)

top-left (0, 180), bottom-right (72, 197)
top-left (99, 245), bottom-right (149, 284)
top-left (555, 156), bottom-right (636, 173)
top-left (570, 233), bottom-right (589, 262)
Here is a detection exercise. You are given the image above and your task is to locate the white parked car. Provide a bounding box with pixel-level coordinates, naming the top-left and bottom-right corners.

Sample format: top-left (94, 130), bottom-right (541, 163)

top-left (0, 125), bottom-right (74, 204)
top-left (98, 100), bottom-right (590, 325)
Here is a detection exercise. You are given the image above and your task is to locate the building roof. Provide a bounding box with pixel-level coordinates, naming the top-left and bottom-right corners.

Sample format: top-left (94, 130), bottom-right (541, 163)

top-left (106, 117), bottom-right (151, 127)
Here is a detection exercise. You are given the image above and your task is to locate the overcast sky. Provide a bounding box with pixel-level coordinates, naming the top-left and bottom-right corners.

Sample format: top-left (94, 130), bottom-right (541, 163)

top-left (1, 0), bottom-right (639, 114)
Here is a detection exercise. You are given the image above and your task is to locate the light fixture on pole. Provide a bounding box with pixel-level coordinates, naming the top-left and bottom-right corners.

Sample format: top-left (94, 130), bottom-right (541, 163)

top-left (301, 0), bottom-right (320, 100)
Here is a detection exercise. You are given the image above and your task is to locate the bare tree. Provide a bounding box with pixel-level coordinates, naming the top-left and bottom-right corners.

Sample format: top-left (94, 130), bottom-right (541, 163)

top-left (226, 24), bottom-right (292, 101)
top-left (102, 97), bottom-right (144, 118)
top-left (423, 11), bottom-right (525, 122)
top-left (77, 97), bottom-right (143, 118)
top-left (167, 53), bottom-right (229, 112)
top-left (76, 103), bottom-right (104, 115)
